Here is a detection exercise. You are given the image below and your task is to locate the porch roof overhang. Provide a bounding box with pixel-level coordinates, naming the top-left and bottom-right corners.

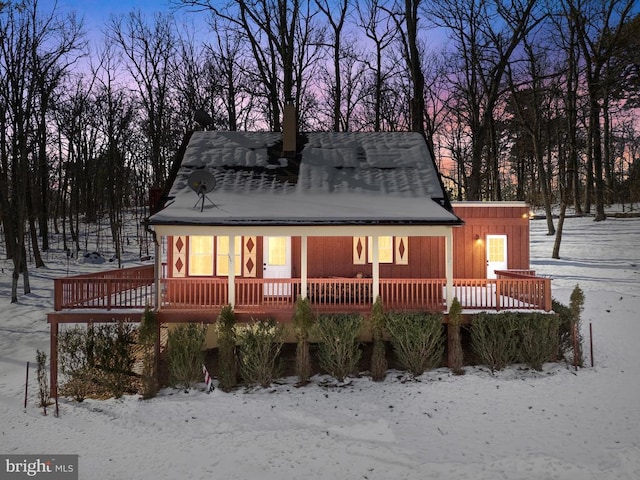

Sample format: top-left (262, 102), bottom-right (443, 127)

top-left (150, 222), bottom-right (461, 238)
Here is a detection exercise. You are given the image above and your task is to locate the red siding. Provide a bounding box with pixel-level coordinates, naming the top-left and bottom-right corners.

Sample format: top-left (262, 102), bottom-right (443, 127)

top-left (452, 205), bottom-right (530, 278)
top-left (166, 204), bottom-right (530, 282)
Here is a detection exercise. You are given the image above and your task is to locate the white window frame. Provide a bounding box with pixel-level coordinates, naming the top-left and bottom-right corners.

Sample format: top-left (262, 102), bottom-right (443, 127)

top-left (188, 236), bottom-right (214, 276)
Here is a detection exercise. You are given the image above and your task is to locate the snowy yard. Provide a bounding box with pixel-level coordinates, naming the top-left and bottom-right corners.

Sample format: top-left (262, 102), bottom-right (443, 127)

top-left (1, 213), bottom-right (639, 479)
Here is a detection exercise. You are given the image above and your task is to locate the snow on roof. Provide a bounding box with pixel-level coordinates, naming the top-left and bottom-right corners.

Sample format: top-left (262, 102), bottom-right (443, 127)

top-left (149, 131), bottom-right (460, 226)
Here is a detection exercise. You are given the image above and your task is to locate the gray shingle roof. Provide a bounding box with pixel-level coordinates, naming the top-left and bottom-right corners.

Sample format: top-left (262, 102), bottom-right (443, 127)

top-left (149, 131), bottom-right (461, 226)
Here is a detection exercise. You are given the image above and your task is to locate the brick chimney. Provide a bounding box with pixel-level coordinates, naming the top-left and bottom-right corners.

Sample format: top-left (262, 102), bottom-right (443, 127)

top-left (282, 98), bottom-right (296, 156)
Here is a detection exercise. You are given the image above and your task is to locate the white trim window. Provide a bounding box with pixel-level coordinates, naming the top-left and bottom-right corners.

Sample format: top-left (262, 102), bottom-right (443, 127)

top-left (368, 236), bottom-right (394, 263)
top-left (216, 236), bottom-right (242, 276)
top-left (189, 236), bottom-right (214, 276)
top-left (354, 236), bottom-right (408, 265)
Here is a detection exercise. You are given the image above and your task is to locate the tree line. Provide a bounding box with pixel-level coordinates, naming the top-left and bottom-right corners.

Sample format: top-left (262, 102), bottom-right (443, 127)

top-left (1, 0), bottom-right (639, 301)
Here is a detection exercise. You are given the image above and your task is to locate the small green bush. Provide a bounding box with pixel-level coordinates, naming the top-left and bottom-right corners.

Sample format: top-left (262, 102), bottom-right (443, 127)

top-left (138, 307), bottom-right (158, 399)
top-left (36, 349), bottom-right (50, 412)
top-left (517, 313), bottom-right (560, 371)
top-left (447, 298), bottom-right (464, 375)
top-left (315, 314), bottom-right (363, 382)
top-left (292, 297), bottom-right (315, 385)
top-left (236, 319), bottom-right (285, 388)
top-left (570, 285), bottom-right (585, 367)
top-left (167, 323), bottom-right (207, 391)
top-left (471, 312), bottom-right (519, 372)
top-left (216, 305), bottom-right (237, 392)
top-left (58, 326), bottom-right (95, 402)
top-left (370, 297), bottom-right (388, 382)
top-left (552, 299), bottom-right (573, 360)
top-left (386, 312), bottom-right (444, 378)
top-left (92, 322), bottom-right (136, 398)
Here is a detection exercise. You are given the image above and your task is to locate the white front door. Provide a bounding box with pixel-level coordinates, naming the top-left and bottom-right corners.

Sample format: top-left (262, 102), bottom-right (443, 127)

top-left (486, 234), bottom-right (508, 279)
top-left (263, 236), bottom-right (291, 295)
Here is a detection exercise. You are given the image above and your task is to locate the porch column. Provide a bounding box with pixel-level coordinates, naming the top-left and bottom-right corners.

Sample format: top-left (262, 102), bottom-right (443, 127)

top-left (372, 236), bottom-right (380, 301)
top-left (300, 235), bottom-right (308, 299)
top-left (445, 228), bottom-right (454, 311)
top-left (228, 236), bottom-right (236, 307)
top-left (154, 239), bottom-right (162, 309)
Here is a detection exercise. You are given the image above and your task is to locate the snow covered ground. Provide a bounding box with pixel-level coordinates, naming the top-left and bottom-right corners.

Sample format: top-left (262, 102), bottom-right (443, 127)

top-left (1, 212), bottom-right (639, 479)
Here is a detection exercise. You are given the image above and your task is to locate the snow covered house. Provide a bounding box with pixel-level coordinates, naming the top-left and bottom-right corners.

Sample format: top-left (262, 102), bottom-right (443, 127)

top-left (49, 116), bottom-right (552, 326)
top-left (47, 117), bottom-right (552, 393)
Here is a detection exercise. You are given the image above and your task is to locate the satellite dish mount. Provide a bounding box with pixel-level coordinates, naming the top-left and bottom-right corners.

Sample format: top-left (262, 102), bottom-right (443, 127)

top-left (188, 170), bottom-right (218, 212)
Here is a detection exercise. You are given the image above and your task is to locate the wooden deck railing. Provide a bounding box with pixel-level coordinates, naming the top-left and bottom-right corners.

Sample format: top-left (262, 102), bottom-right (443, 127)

top-left (380, 278), bottom-right (446, 311)
top-left (495, 269), bottom-right (538, 278)
top-left (54, 267), bottom-right (552, 313)
top-left (162, 277), bottom-right (228, 309)
top-left (308, 278), bottom-right (373, 309)
top-left (452, 277), bottom-right (552, 311)
top-left (53, 265), bottom-right (154, 311)
top-left (236, 278), bottom-right (300, 309)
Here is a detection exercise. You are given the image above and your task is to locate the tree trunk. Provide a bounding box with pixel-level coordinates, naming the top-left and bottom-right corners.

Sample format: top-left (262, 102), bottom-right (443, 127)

top-left (552, 201), bottom-right (567, 259)
top-left (589, 98), bottom-right (606, 221)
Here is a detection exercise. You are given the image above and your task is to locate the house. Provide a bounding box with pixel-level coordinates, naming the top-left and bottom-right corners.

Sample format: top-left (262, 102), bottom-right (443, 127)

top-left (140, 104), bottom-right (549, 322)
top-left (46, 112), bottom-right (552, 394)
top-left (49, 116), bottom-right (552, 327)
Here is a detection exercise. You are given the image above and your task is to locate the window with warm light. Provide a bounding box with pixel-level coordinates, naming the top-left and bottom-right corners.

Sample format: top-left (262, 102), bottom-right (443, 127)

top-left (189, 236), bottom-right (214, 276)
top-left (216, 236), bottom-right (242, 276)
top-left (487, 237), bottom-right (505, 262)
top-left (267, 237), bottom-right (287, 266)
top-left (367, 236), bottom-right (394, 263)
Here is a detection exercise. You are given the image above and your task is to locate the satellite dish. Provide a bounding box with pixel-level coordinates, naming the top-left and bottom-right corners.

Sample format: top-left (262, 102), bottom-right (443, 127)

top-left (188, 170), bottom-right (217, 211)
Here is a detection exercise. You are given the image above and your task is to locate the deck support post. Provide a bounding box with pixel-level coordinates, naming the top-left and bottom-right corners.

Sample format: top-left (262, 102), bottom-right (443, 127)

top-left (228, 236), bottom-right (236, 307)
top-left (50, 321), bottom-right (58, 400)
top-left (300, 235), bottom-right (308, 299)
top-left (445, 229), bottom-right (454, 311)
top-left (372, 236), bottom-right (380, 301)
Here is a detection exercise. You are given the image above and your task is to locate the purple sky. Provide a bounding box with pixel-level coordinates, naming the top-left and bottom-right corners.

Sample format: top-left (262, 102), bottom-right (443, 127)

top-left (59, 0), bottom-right (176, 35)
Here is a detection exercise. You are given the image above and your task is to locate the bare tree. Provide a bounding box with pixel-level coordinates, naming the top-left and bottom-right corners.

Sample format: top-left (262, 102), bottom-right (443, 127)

top-left (92, 44), bottom-right (136, 267)
top-left (430, 0), bottom-right (544, 200)
top-left (567, 0), bottom-right (636, 221)
top-left (108, 10), bottom-right (177, 187)
top-left (180, 0), bottom-right (320, 131)
top-left (386, 0), bottom-right (427, 139)
top-left (315, 0), bottom-right (350, 131)
top-left (356, 0), bottom-right (397, 132)
top-left (506, 37), bottom-right (558, 234)
top-left (0, 0), bottom-right (83, 301)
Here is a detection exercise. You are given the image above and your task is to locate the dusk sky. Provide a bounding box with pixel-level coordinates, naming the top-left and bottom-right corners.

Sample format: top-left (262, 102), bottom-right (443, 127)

top-left (60, 0), bottom-right (179, 37)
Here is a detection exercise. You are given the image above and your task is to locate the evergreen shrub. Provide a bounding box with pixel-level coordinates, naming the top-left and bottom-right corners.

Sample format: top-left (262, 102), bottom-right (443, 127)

top-left (552, 299), bottom-right (573, 359)
top-left (236, 319), bottom-right (285, 388)
top-left (92, 322), bottom-right (136, 398)
top-left (58, 326), bottom-right (95, 402)
top-left (216, 305), bottom-right (237, 392)
top-left (447, 298), bottom-right (465, 375)
top-left (315, 313), bottom-right (363, 382)
top-left (292, 297), bottom-right (315, 385)
top-left (370, 297), bottom-right (388, 381)
top-left (138, 307), bottom-right (158, 399)
top-left (471, 312), bottom-right (519, 372)
top-left (167, 323), bottom-right (207, 391)
top-left (517, 313), bottom-right (560, 371)
top-left (570, 285), bottom-right (585, 367)
top-left (36, 349), bottom-right (50, 411)
top-left (386, 311), bottom-right (444, 378)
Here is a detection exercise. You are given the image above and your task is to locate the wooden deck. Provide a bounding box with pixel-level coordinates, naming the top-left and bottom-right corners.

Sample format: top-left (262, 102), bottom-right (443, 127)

top-left (49, 265), bottom-right (552, 322)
